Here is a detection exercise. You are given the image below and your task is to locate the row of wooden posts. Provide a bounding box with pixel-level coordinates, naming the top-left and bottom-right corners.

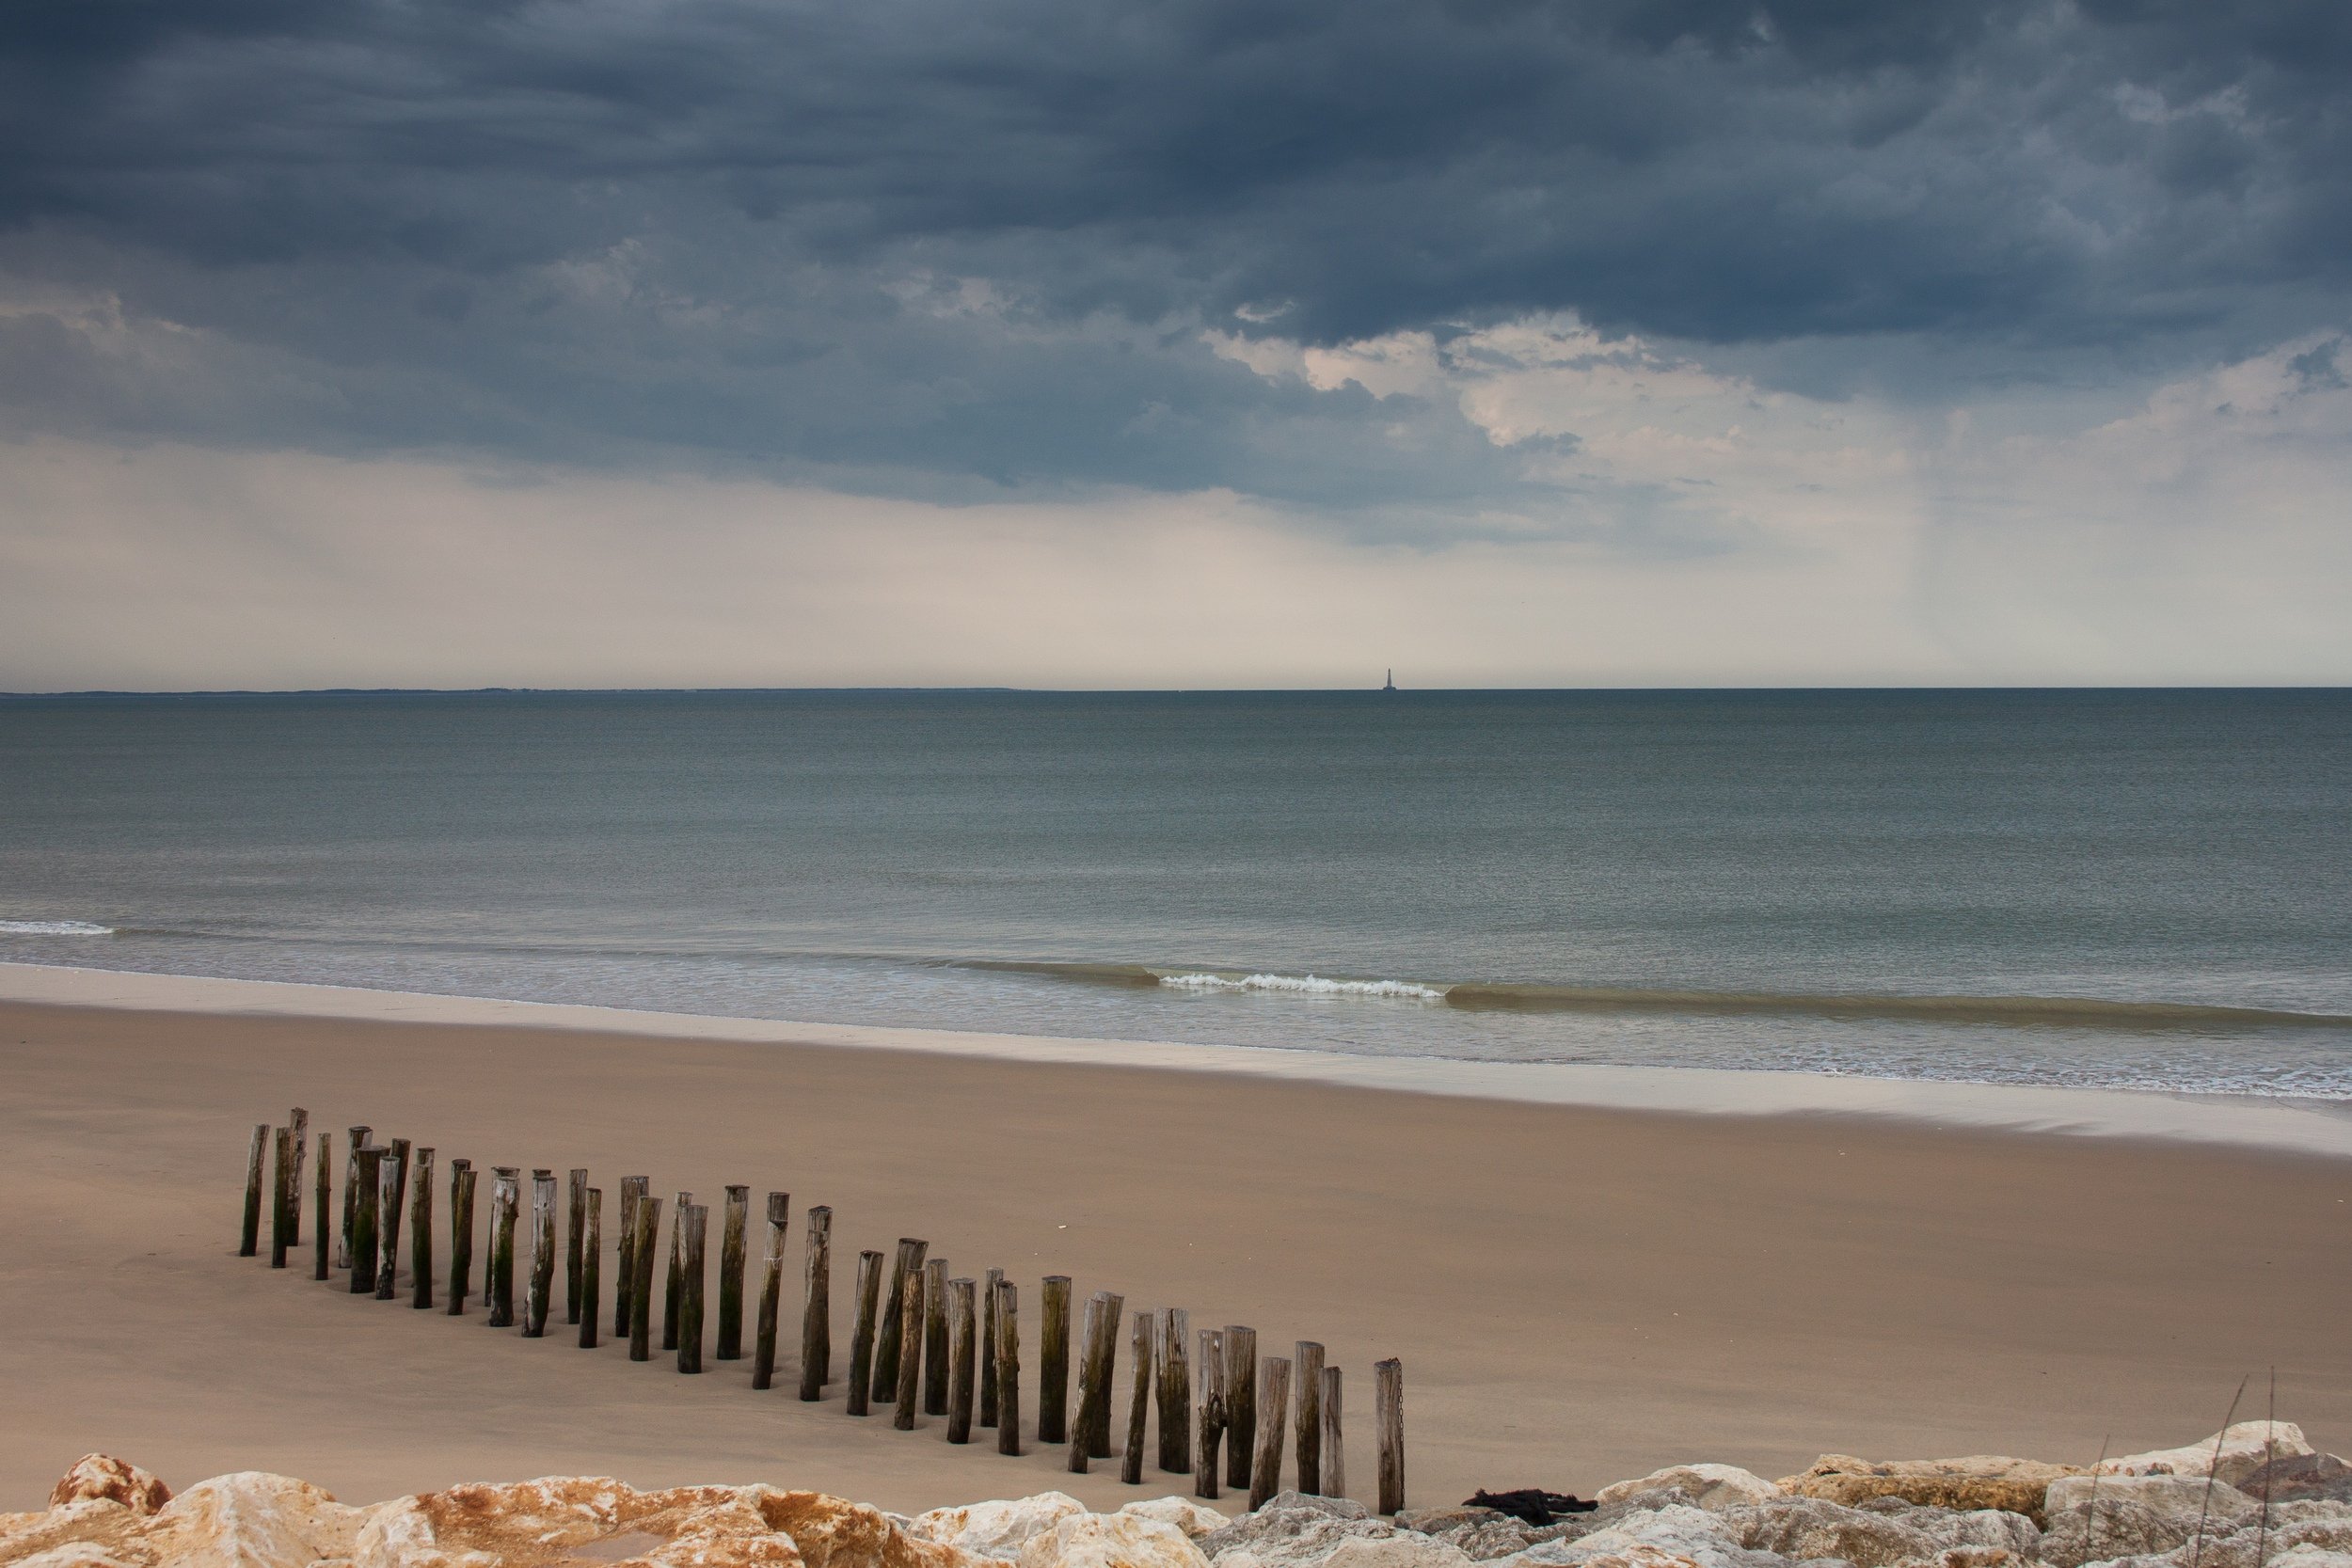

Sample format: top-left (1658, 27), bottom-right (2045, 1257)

top-left (240, 1111), bottom-right (1406, 1513)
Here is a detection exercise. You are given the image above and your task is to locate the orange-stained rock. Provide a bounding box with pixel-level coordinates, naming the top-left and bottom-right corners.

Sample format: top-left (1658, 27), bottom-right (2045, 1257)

top-left (1775, 1457), bottom-right (2084, 1525)
top-left (48, 1454), bottom-right (172, 1515)
top-left (752, 1485), bottom-right (1004, 1568)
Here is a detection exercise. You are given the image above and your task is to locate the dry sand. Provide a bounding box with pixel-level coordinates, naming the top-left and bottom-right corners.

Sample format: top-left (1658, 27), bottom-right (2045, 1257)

top-left (0, 984), bottom-right (2347, 1517)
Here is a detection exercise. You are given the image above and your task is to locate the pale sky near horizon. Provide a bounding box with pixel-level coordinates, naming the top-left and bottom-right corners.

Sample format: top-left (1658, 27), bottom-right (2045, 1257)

top-left (3, 1), bottom-right (2349, 689)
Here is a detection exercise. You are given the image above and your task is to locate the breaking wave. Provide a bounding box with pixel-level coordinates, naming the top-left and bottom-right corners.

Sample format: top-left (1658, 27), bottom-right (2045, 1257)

top-left (1156, 971), bottom-right (1447, 1000)
top-left (0, 919), bottom-right (115, 936)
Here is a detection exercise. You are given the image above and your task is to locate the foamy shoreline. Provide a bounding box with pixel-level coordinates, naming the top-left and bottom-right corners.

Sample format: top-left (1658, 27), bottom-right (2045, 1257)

top-left (6, 959), bottom-right (2349, 1159)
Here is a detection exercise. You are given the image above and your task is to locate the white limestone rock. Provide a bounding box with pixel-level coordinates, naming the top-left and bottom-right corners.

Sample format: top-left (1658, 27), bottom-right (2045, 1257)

top-left (1599, 1469), bottom-right (1783, 1514)
top-left (1722, 1498), bottom-right (1939, 1568)
top-left (914, 1494), bottom-right (1091, 1559)
top-left (1498, 1503), bottom-right (1787, 1568)
top-left (1018, 1513), bottom-right (1211, 1568)
top-left (2098, 1425), bottom-right (2312, 1488)
top-left (1122, 1500), bottom-right (1233, 1542)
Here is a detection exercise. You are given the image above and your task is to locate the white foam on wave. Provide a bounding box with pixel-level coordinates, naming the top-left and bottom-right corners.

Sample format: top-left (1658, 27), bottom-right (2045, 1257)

top-left (0, 920), bottom-right (115, 936)
top-left (1157, 970), bottom-right (1445, 1001)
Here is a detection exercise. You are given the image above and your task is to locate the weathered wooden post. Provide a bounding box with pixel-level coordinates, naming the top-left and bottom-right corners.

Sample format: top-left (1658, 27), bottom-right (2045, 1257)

top-left (979, 1267), bottom-right (1004, 1428)
top-left (447, 1159), bottom-right (476, 1314)
top-left (753, 1192), bottom-right (787, 1390)
top-left (993, 1277), bottom-right (1022, 1456)
top-left (408, 1148), bottom-right (436, 1309)
top-left (270, 1125), bottom-right (293, 1268)
top-left (578, 1188), bottom-right (602, 1350)
top-left (1249, 1355), bottom-right (1293, 1509)
top-left (487, 1167), bottom-right (519, 1327)
top-left (717, 1184), bottom-right (749, 1361)
top-left (614, 1176), bottom-right (647, 1338)
top-left (1194, 1325), bottom-right (1226, 1499)
top-left (1069, 1295), bottom-right (1105, 1475)
top-left (525, 1170), bottom-right (557, 1337)
top-left (1157, 1307), bottom-right (1191, 1472)
top-left (313, 1132), bottom-right (333, 1281)
top-left (241, 1123), bottom-right (267, 1258)
top-left (1123, 1309), bottom-right (1153, 1485)
top-left (374, 1145), bottom-right (405, 1301)
top-left (566, 1168), bottom-right (588, 1327)
top-left (350, 1145), bottom-right (382, 1294)
top-left (339, 1125), bottom-right (370, 1269)
top-left (872, 1238), bottom-right (926, 1402)
top-left (1375, 1359), bottom-right (1404, 1514)
top-left (288, 1108), bottom-right (309, 1246)
top-left (798, 1205), bottom-right (832, 1401)
top-left (1039, 1275), bottom-right (1073, 1446)
top-left (1223, 1326), bottom-right (1258, 1489)
top-left (892, 1267), bottom-right (923, 1429)
top-left (1079, 1291), bottom-right (1124, 1459)
top-left (676, 1202), bottom-right (708, 1373)
top-left (1295, 1340), bottom-right (1326, 1493)
top-left (923, 1258), bottom-right (950, 1415)
top-left (947, 1276), bottom-right (977, 1443)
top-left (846, 1249), bottom-right (884, 1417)
top-left (628, 1196), bottom-right (661, 1361)
top-left (1321, 1366), bottom-right (1345, 1500)
top-left (661, 1190), bottom-right (691, 1352)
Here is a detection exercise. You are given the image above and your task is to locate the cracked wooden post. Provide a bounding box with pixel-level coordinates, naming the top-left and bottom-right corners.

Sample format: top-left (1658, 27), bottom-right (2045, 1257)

top-left (676, 1201), bottom-right (708, 1373)
top-left (846, 1248), bottom-right (883, 1417)
top-left (872, 1238), bottom-right (926, 1403)
top-left (1375, 1358), bottom-right (1404, 1515)
top-left (947, 1276), bottom-right (977, 1444)
top-left (798, 1204), bottom-right (832, 1402)
top-left (241, 1123), bottom-right (267, 1258)
top-left (446, 1160), bottom-right (476, 1314)
top-left (312, 1132), bottom-right (332, 1281)
top-left (566, 1168), bottom-right (588, 1327)
top-left (1156, 1307), bottom-right (1190, 1473)
top-left (1295, 1339), bottom-right (1326, 1494)
top-left (1039, 1275), bottom-right (1072, 1446)
top-left (1195, 1325), bottom-right (1226, 1500)
top-left (717, 1184), bottom-right (749, 1361)
top-left (1223, 1326), bottom-right (1258, 1490)
top-left (288, 1108), bottom-right (308, 1247)
top-left (923, 1257), bottom-right (950, 1416)
top-left (1249, 1354), bottom-right (1292, 1510)
top-left (1321, 1366), bottom-right (1345, 1501)
top-left (1069, 1294), bottom-right (1104, 1475)
top-left (374, 1145), bottom-right (405, 1301)
top-left (662, 1190), bottom-right (691, 1352)
top-left (613, 1176), bottom-right (647, 1339)
top-left (487, 1167), bottom-right (519, 1327)
top-left (892, 1265), bottom-right (923, 1429)
top-left (628, 1195), bottom-right (661, 1361)
top-left (1079, 1291), bottom-right (1123, 1460)
top-left (526, 1170), bottom-right (557, 1337)
top-left (578, 1187), bottom-right (602, 1349)
top-left (338, 1125), bottom-right (370, 1270)
top-left (269, 1125), bottom-right (293, 1268)
top-left (753, 1192), bottom-right (788, 1390)
top-left (978, 1267), bottom-right (1004, 1428)
top-left (1123, 1309), bottom-right (1153, 1485)
top-left (350, 1146), bottom-right (382, 1294)
top-left (408, 1148), bottom-right (436, 1309)
top-left (993, 1276), bottom-right (1022, 1456)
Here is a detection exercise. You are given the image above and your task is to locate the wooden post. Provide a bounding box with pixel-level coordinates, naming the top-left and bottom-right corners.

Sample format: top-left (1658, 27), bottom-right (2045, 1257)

top-left (350, 1146), bottom-right (382, 1294)
top-left (241, 1123), bottom-right (267, 1258)
top-left (1157, 1307), bottom-right (1191, 1472)
top-left (661, 1190), bottom-right (691, 1352)
top-left (1080, 1291), bottom-right (1124, 1459)
top-left (798, 1204), bottom-right (832, 1402)
top-left (288, 1108), bottom-right (308, 1246)
top-left (1195, 1325), bottom-right (1226, 1500)
top-left (628, 1196), bottom-right (661, 1361)
top-left (446, 1160), bottom-right (476, 1315)
top-left (979, 1267), bottom-right (1004, 1428)
top-left (313, 1132), bottom-right (332, 1281)
top-left (526, 1170), bottom-right (557, 1337)
top-left (409, 1148), bottom-right (436, 1309)
top-left (374, 1146), bottom-right (405, 1301)
top-left (1039, 1275), bottom-right (1072, 1446)
top-left (1069, 1294), bottom-right (1105, 1474)
top-left (993, 1277), bottom-right (1021, 1456)
top-left (676, 1202), bottom-right (708, 1373)
top-left (892, 1266), bottom-right (923, 1429)
top-left (487, 1168), bottom-right (519, 1327)
top-left (846, 1249), bottom-right (883, 1417)
top-left (1295, 1340), bottom-right (1325, 1494)
top-left (269, 1125), bottom-right (293, 1268)
top-left (1321, 1366), bottom-right (1345, 1501)
top-left (923, 1258), bottom-right (951, 1415)
top-left (1123, 1309), bottom-right (1153, 1484)
top-left (1249, 1355), bottom-right (1293, 1509)
top-left (716, 1184), bottom-right (749, 1360)
top-left (566, 1168), bottom-right (588, 1327)
top-left (614, 1176), bottom-right (647, 1338)
top-left (872, 1238), bottom-right (926, 1402)
top-left (753, 1192), bottom-right (787, 1390)
top-left (947, 1276), bottom-right (977, 1443)
top-left (339, 1125), bottom-right (369, 1269)
top-left (1375, 1358), bottom-right (1404, 1515)
top-left (578, 1188), bottom-right (602, 1349)
top-left (1223, 1325), bottom-right (1258, 1489)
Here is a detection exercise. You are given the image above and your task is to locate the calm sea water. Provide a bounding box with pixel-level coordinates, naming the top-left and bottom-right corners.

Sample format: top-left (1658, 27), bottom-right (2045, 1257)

top-left (2, 689), bottom-right (2348, 1099)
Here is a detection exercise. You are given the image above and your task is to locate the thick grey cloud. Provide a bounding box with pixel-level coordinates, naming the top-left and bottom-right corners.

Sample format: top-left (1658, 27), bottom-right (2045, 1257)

top-left (1, 0), bottom-right (2347, 503)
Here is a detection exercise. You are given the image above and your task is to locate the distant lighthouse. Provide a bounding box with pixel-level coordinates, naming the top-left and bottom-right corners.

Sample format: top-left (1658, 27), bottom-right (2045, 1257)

top-left (1382, 668), bottom-right (1397, 691)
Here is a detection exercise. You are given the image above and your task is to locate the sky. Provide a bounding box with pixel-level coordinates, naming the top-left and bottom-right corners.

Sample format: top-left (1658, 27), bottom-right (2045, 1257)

top-left (2, 0), bottom-right (2348, 689)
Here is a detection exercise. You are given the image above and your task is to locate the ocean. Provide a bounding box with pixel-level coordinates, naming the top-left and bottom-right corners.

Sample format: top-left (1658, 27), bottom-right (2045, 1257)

top-left (2, 689), bottom-right (2347, 1100)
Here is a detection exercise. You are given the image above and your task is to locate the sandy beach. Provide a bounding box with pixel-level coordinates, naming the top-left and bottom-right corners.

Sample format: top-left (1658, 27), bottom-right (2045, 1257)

top-left (0, 972), bottom-right (2346, 1517)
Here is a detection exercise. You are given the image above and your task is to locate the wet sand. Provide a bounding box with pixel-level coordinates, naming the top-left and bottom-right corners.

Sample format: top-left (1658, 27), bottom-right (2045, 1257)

top-left (0, 988), bottom-right (2346, 1516)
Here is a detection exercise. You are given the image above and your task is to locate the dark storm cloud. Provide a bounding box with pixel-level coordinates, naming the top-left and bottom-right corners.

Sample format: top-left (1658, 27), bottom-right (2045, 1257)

top-left (1, 0), bottom-right (2345, 500)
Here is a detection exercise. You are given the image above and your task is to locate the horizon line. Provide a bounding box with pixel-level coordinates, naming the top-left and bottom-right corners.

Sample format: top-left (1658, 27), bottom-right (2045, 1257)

top-left (4, 683), bottom-right (2351, 699)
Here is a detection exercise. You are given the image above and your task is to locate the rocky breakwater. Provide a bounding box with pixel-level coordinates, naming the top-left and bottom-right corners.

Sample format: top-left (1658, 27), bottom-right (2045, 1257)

top-left (4, 1422), bottom-right (2346, 1568)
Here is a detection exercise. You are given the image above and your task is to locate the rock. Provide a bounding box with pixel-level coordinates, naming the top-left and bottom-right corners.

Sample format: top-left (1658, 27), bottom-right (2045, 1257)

top-left (2045, 1472), bottom-right (2259, 1532)
top-left (1200, 1494), bottom-right (1392, 1568)
top-left (1841, 1504), bottom-right (2036, 1561)
top-left (755, 1486), bottom-right (1000, 1568)
top-left (1775, 1457), bottom-right (2083, 1525)
top-left (1018, 1513), bottom-right (1212, 1568)
top-left (47, 1456), bottom-right (172, 1516)
top-left (1722, 1498), bottom-right (1939, 1568)
top-left (1319, 1538), bottom-right (1482, 1568)
top-left (1399, 1511), bottom-right (1510, 1536)
top-left (2101, 1425), bottom-right (2312, 1489)
top-left (2239, 1455), bottom-right (2352, 1507)
top-left (1121, 1500), bottom-right (1233, 1542)
top-left (1497, 1503), bottom-right (1783, 1568)
top-left (914, 1494), bottom-right (1090, 1559)
top-left (1597, 1471), bottom-right (1782, 1515)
